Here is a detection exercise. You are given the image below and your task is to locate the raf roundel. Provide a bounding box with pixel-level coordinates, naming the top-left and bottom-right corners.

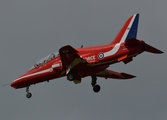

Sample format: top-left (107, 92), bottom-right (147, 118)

top-left (98, 52), bottom-right (104, 60)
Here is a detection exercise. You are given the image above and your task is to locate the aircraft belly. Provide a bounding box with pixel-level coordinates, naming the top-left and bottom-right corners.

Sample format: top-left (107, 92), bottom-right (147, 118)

top-left (77, 64), bottom-right (109, 78)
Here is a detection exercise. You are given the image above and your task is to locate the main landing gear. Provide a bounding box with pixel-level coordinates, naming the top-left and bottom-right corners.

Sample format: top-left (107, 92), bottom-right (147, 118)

top-left (26, 86), bottom-right (32, 98)
top-left (91, 75), bottom-right (101, 93)
top-left (67, 70), bottom-right (101, 93)
top-left (67, 70), bottom-right (75, 81)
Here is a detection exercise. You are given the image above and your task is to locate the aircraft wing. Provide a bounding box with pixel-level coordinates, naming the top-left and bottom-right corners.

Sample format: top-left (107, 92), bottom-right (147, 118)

top-left (59, 45), bottom-right (88, 70)
top-left (95, 69), bottom-right (136, 79)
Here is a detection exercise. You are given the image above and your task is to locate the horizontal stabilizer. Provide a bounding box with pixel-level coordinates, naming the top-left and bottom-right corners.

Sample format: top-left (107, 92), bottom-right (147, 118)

top-left (95, 69), bottom-right (136, 80)
top-left (144, 43), bottom-right (163, 54)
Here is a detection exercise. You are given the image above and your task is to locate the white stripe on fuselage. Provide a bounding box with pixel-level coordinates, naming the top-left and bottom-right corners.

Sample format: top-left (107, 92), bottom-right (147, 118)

top-left (104, 43), bottom-right (121, 57)
top-left (14, 69), bottom-right (51, 82)
top-left (104, 14), bottom-right (136, 57)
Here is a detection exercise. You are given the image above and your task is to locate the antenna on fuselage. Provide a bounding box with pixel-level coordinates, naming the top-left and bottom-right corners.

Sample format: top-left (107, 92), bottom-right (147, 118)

top-left (81, 45), bottom-right (83, 48)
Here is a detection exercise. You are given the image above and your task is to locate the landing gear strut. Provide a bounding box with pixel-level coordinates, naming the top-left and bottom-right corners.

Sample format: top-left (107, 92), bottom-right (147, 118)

top-left (91, 75), bottom-right (101, 93)
top-left (26, 86), bottom-right (32, 98)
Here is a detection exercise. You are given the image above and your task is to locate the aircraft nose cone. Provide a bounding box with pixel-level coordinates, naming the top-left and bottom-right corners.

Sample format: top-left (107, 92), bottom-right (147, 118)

top-left (11, 71), bottom-right (31, 89)
top-left (11, 80), bottom-right (18, 89)
top-left (11, 76), bottom-right (25, 89)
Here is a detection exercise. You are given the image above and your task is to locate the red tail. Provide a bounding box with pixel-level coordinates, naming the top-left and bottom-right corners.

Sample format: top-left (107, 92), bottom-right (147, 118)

top-left (110, 14), bottom-right (139, 44)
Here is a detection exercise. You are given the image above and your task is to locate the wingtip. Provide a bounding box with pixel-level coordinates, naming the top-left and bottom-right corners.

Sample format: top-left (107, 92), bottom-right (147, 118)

top-left (121, 73), bottom-right (136, 79)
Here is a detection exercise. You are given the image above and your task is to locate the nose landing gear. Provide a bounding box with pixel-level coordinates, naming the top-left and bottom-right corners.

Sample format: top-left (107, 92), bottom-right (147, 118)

top-left (26, 86), bottom-right (32, 98)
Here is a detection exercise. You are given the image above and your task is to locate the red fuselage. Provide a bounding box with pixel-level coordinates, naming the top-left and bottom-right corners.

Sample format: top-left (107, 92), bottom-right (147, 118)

top-left (11, 39), bottom-right (144, 89)
top-left (10, 14), bottom-right (164, 99)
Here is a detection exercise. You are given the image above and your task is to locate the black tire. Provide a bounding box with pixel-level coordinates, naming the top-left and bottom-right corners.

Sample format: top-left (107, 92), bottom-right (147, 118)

top-left (93, 85), bottom-right (101, 93)
top-left (67, 71), bottom-right (75, 81)
top-left (26, 92), bottom-right (32, 98)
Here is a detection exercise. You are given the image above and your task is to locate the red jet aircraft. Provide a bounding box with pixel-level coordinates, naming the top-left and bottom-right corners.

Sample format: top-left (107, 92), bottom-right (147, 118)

top-left (11, 14), bottom-right (163, 98)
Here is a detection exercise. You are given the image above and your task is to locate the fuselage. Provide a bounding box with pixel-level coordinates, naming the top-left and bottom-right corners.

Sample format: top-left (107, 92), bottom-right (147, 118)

top-left (11, 39), bottom-right (144, 89)
top-left (10, 14), bottom-right (164, 99)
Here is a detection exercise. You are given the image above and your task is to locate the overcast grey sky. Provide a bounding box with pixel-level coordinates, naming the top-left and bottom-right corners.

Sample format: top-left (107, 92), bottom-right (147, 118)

top-left (0, 0), bottom-right (167, 120)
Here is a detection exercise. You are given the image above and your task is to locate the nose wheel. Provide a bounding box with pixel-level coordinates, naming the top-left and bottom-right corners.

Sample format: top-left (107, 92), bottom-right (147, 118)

top-left (26, 86), bottom-right (32, 98)
top-left (91, 75), bottom-right (101, 93)
top-left (26, 92), bottom-right (32, 98)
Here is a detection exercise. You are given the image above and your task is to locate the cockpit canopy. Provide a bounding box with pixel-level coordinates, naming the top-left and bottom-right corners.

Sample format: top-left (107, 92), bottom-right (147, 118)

top-left (32, 52), bottom-right (59, 69)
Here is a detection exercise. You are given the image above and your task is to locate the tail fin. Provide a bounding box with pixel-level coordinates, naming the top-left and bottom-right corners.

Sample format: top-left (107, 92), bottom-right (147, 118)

top-left (110, 14), bottom-right (139, 44)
